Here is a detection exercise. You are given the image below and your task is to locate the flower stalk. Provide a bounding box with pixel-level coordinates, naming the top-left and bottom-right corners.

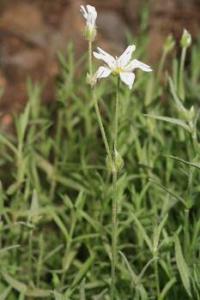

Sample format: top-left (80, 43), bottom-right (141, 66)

top-left (81, 3), bottom-right (112, 168)
top-left (179, 46), bottom-right (187, 101)
top-left (114, 78), bottom-right (120, 152)
top-left (81, 5), bottom-right (152, 298)
top-left (88, 40), bottom-right (112, 164)
top-left (89, 40), bottom-right (93, 76)
top-left (111, 169), bottom-right (117, 299)
top-left (111, 77), bottom-right (120, 299)
top-left (179, 29), bottom-right (192, 101)
top-left (86, 20), bottom-right (115, 297)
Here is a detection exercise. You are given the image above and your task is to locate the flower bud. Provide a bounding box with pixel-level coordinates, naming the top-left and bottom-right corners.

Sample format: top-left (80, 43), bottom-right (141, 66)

top-left (180, 29), bottom-right (192, 48)
top-left (52, 273), bottom-right (60, 288)
top-left (84, 27), bottom-right (96, 42)
top-left (106, 155), bottom-right (116, 174)
top-left (80, 5), bottom-right (97, 42)
top-left (86, 73), bottom-right (97, 87)
top-left (164, 34), bottom-right (175, 53)
top-left (187, 106), bottom-right (195, 122)
top-left (114, 150), bottom-right (124, 172)
top-left (179, 105), bottom-right (195, 122)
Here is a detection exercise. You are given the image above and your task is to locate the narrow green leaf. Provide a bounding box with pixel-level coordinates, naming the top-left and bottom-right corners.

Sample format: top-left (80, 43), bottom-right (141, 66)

top-left (72, 255), bottom-right (95, 287)
top-left (2, 272), bottom-right (52, 298)
top-left (80, 279), bottom-right (86, 300)
top-left (119, 251), bottom-right (139, 285)
top-left (17, 102), bottom-right (31, 144)
top-left (159, 277), bottom-right (176, 300)
top-left (168, 76), bottom-right (186, 112)
top-left (29, 189), bottom-right (40, 223)
top-left (2, 273), bottom-right (27, 294)
top-left (119, 251), bottom-right (148, 300)
top-left (144, 114), bottom-right (190, 131)
top-left (0, 134), bottom-right (18, 155)
top-left (0, 286), bottom-right (12, 300)
top-left (175, 235), bottom-right (191, 297)
top-left (150, 179), bottom-right (186, 206)
top-left (37, 155), bottom-right (89, 193)
top-left (26, 288), bottom-right (51, 297)
top-left (49, 209), bottom-right (70, 241)
top-left (7, 181), bottom-right (24, 196)
top-left (153, 214), bottom-right (168, 251)
top-left (167, 155), bottom-right (200, 170)
top-left (0, 245), bottom-right (20, 255)
top-left (131, 213), bottom-right (153, 252)
top-left (53, 291), bottom-right (63, 300)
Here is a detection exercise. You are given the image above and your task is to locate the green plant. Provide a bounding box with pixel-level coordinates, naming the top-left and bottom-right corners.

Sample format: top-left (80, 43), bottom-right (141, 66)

top-left (0, 5), bottom-right (199, 300)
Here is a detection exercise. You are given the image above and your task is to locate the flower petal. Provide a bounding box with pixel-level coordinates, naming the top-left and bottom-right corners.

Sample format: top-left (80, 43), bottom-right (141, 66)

top-left (86, 5), bottom-right (97, 19)
top-left (86, 5), bottom-right (97, 27)
top-left (120, 72), bottom-right (135, 89)
top-left (95, 66), bottom-right (112, 79)
top-left (93, 47), bottom-right (116, 69)
top-left (125, 59), bottom-right (152, 72)
top-left (117, 45), bottom-right (136, 68)
top-left (80, 5), bottom-right (97, 28)
top-left (80, 5), bottom-right (88, 19)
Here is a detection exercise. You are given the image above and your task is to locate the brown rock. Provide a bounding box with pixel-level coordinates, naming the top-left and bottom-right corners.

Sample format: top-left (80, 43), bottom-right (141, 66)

top-left (0, 0), bottom-right (200, 117)
top-left (97, 11), bottom-right (127, 50)
top-left (124, 0), bottom-right (143, 28)
top-left (89, 0), bottom-right (123, 10)
top-left (149, 0), bottom-right (200, 62)
top-left (0, 2), bottom-right (61, 112)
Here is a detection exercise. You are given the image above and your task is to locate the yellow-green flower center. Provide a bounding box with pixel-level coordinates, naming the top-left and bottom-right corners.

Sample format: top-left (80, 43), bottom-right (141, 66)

top-left (113, 67), bottom-right (123, 75)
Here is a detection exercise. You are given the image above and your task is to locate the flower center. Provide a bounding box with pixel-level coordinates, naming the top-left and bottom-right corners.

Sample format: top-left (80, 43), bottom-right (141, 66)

top-left (113, 67), bottom-right (123, 75)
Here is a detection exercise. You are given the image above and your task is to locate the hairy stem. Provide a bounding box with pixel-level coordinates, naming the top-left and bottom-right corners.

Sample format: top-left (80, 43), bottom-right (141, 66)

top-left (88, 40), bottom-right (112, 163)
top-left (179, 47), bottom-right (187, 101)
top-left (28, 229), bottom-right (33, 281)
top-left (94, 97), bottom-right (112, 162)
top-left (111, 170), bottom-right (117, 300)
top-left (157, 50), bottom-right (167, 80)
top-left (114, 77), bottom-right (120, 152)
top-left (111, 77), bottom-right (120, 299)
top-left (154, 253), bottom-right (160, 298)
top-left (89, 40), bottom-right (93, 76)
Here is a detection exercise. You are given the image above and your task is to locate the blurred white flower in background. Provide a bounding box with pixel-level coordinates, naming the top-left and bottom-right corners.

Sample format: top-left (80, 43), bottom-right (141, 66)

top-left (80, 5), bottom-right (97, 41)
top-left (93, 45), bottom-right (152, 89)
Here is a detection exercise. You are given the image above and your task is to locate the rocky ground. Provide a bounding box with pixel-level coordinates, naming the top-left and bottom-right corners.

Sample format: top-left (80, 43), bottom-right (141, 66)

top-left (0, 0), bottom-right (199, 120)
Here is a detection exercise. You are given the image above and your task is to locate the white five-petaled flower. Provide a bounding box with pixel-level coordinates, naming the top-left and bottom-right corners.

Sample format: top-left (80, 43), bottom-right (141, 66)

top-left (80, 5), bottom-right (97, 37)
top-left (93, 45), bottom-right (152, 89)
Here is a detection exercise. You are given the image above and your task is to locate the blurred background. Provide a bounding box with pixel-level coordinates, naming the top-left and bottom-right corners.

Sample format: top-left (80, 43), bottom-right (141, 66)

top-left (0, 0), bottom-right (199, 119)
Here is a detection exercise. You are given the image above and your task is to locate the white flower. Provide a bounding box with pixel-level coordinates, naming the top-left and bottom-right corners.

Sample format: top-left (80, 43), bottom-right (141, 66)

top-left (93, 45), bottom-right (152, 89)
top-left (80, 4), bottom-right (97, 39)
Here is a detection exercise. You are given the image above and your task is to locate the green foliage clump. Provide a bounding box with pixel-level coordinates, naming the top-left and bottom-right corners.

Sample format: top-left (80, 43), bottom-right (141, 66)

top-left (0, 32), bottom-right (200, 299)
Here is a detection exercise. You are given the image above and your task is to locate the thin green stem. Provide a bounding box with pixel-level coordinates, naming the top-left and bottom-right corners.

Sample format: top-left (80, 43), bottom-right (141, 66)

top-left (50, 110), bottom-right (64, 200)
top-left (88, 40), bottom-right (120, 299)
top-left (184, 208), bottom-right (190, 257)
top-left (17, 146), bottom-right (24, 184)
top-left (88, 40), bottom-right (93, 76)
top-left (111, 77), bottom-right (120, 300)
top-left (88, 40), bottom-right (112, 163)
top-left (154, 253), bottom-right (160, 298)
top-left (114, 77), bottom-right (120, 152)
top-left (111, 170), bottom-right (117, 300)
top-left (94, 95), bottom-right (112, 162)
top-left (179, 47), bottom-right (187, 101)
top-left (28, 229), bottom-right (33, 281)
top-left (157, 50), bottom-right (167, 80)
top-left (36, 234), bottom-right (44, 286)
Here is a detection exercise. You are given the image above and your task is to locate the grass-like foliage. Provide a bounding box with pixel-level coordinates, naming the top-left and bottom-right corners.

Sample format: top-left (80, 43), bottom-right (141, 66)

top-left (0, 12), bottom-right (200, 300)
